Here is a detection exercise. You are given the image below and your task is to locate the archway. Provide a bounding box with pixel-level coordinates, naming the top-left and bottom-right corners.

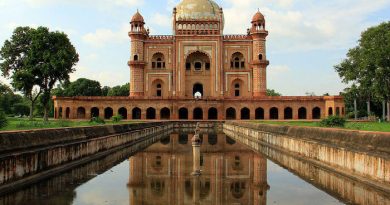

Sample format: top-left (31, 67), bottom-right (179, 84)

top-left (104, 107), bottom-right (113, 119)
top-left (208, 107), bottom-right (218, 120)
top-left (77, 107), bottom-right (86, 119)
top-left (151, 79), bottom-right (164, 97)
top-left (298, 107), bottom-right (307, 119)
top-left (284, 107), bottom-right (293, 119)
top-left (185, 51), bottom-right (210, 72)
top-left (240, 107), bottom-right (250, 120)
top-left (193, 83), bottom-right (204, 97)
top-left (336, 107), bottom-right (340, 116)
top-left (118, 107), bottom-right (127, 119)
top-left (328, 107), bottom-right (333, 116)
top-left (255, 107), bottom-right (264, 119)
top-left (160, 107), bottom-right (170, 120)
top-left (59, 107), bottom-right (63, 118)
top-left (313, 107), bottom-right (321, 119)
top-left (146, 107), bottom-right (156, 119)
top-left (132, 107), bottom-right (141, 119)
top-left (226, 107), bottom-right (236, 120)
top-left (91, 107), bottom-right (99, 118)
top-left (179, 108), bottom-right (188, 120)
top-left (270, 107), bottom-right (279, 120)
top-left (231, 79), bottom-right (244, 97)
top-left (193, 107), bottom-right (203, 120)
top-left (65, 107), bottom-right (70, 119)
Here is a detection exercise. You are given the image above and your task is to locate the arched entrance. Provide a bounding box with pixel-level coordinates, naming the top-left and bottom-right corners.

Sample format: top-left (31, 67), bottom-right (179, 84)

top-left (91, 107), bottom-right (99, 118)
top-left (160, 107), bottom-right (170, 120)
top-left (179, 108), bottom-right (188, 120)
top-left (208, 107), bottom-right (218, 120)
top-left (132, 107), bottom-right (141, 119)
top-left (255, 107), bottom-right (264, 119)
top-left (226, 107), bottom-right (236, 120)
top-left (118, 107), bottom-right (127, 119)
top-left (77, 107), bottom-right (86, 119)
top-left (328, 107), bottom-right (333, 116)
top-left (298, 107), bottom-right (307, 119)
top-left (193, 83), bottom-right (203, 98)
top-left (104, 107), bottom-right (113, 119)
top-left (241, 107), bottom-right (250, 120)
top-left (65, 107), bottom-right (70, 119)
top-left (284, 107), bottom-right (293, 119)
top-left (146, 107), bottom-right (156, 119)
top-left (270, 107), bottom-right (279, 120)
top-left (313, 107), bottom-right (321, 119)
top-left (193, 108), bottom-right (203, 120)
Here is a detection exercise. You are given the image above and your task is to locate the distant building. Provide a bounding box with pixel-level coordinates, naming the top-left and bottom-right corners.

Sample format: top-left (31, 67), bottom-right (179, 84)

top-left (53, 0), bottom-right (344, 120)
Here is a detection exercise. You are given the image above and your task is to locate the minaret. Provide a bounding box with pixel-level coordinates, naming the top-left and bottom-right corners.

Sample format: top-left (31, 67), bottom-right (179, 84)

top-left (128, 10), bottom-right (147, 97)
top-left (250, 10), bottom-right (269, 97)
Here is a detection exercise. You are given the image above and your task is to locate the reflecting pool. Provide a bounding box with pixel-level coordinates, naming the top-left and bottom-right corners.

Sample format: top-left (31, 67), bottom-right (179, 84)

top-left (0, 129), bottom-right (388, 205)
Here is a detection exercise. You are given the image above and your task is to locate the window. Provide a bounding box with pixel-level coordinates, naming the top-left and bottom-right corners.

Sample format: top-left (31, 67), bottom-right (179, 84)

top-left (156, 84), bottom-right (162, 97)
top-left (235, 83), bottom-right (240, 97)
top-left (194, 62), bottom-right (202, 71)
top-left (231, 52), bottom-right (245, 69)
top-left (155, 156), bottom-right (161, 166)
top-left (134, 55), bottom-right (138, 61)
top-left (258, 54), bottom-right (263, 60)
top-left (205, 63), bottom-right (210, 70)
top-left (151, 53), bottom-right (165, 69)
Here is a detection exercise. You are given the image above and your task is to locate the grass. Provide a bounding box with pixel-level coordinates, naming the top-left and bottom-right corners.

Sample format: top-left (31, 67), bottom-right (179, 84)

top-left (0, 117), bottom-right (141, 132)
top-left (253, 120), bottom-right (390, 132)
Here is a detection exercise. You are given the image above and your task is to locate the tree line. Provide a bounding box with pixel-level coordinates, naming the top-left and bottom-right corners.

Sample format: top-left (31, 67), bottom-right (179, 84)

top-left (335, 21), bottom-right (390, 121)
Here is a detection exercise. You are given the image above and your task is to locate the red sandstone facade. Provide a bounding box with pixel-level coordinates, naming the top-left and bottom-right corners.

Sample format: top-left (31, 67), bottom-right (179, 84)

top-left (53, 0), bottom-right (344, 120)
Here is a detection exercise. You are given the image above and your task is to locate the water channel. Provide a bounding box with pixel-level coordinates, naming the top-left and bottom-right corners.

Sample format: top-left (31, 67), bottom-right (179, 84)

top-left (0, 127), bottom-right (389, 205)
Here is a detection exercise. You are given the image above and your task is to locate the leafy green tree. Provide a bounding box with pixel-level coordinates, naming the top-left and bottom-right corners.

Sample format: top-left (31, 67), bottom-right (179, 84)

top-left (0, 110), bottom-right (7, 129)
top-left (107, 83), bottom-right (130, 96)
top-left (60, 78), bottom-right (102, 97)
top-left (0, 27), bottom-right (79, 121)
top-left (335, 22), bottom-right (390, 121)
top-left (266, 89), bottom-right (281, 96)
top-left (101, 86), bottom-right (110, 96)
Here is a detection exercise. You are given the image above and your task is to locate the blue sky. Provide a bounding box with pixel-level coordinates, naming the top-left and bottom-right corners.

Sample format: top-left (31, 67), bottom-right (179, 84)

top-left (0, 0), bottom-right (389, 96)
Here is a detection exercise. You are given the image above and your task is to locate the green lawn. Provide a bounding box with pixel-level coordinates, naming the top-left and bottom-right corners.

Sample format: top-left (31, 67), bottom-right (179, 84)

top-left (252, 121), bottom-right (390, 132)
top-left (0, 117), bottom-right (141, 132)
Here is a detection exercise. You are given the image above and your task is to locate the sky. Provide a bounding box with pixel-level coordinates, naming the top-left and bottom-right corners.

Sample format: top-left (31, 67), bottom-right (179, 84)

top-left (0, 0), bottom-right (389, 96)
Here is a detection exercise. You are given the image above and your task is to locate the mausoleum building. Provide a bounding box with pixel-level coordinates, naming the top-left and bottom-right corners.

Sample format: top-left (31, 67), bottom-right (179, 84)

top-left (53, 0), bottom-right (344, 120)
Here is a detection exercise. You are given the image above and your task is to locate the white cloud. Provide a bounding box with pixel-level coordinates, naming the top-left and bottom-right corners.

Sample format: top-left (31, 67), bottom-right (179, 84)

top-left (82, 25), bottom-right (128, 47)
top-left (151, 13), bottom-right (171, 27)
top-left (223, 0), bottom-right (390, 52)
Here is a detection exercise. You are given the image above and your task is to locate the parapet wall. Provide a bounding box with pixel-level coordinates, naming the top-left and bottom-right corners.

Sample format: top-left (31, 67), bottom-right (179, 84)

top-left (0, 122), bottom-right (173, 195)
top-left (223, 122), bottom-right (390, 192)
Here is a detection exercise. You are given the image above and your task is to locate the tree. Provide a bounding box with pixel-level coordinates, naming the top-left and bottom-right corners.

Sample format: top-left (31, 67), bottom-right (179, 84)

top-left (107, 83), bottom-right (130, 96)
top-left (101, 86), bottom-right (110, 96)
top-left (335, 22), bottom-right (390, 121)
top-left (266, 89), bottom-right (281, 96)
top-left (0, 27), bottom-right (79, 121)
top-left (60, 78), bottom-right (102, 97)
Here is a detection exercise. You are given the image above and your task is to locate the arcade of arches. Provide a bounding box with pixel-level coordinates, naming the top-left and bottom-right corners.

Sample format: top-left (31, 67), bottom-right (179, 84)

top-left (53, 98), bottom-right (345, 120)
top-left (53, 0), bottom-right (345, 120)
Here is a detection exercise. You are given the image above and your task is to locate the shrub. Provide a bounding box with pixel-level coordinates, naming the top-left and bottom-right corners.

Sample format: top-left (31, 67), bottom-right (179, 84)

top-left (90, 117), bottom-right (105, 124)
top-left (320, 115), bottom-right (346, 128)
top-left (0, 110), bottom-right (8, 129)
top-left (112, 115), bottom-right (123, 123)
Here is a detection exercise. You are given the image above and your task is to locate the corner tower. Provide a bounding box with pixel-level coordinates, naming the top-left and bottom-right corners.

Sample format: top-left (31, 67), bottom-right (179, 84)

top-left (129, 11), bottom-right (148, 97)
top-left (250, 11), bottom-right (269, 97)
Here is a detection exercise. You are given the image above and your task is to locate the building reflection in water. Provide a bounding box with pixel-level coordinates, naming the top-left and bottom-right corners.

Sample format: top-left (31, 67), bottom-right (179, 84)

top-left (128, 131), bottom-right (269, 205)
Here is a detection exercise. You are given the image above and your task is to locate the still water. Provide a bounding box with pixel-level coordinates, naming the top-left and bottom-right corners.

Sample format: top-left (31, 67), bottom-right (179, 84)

top-left (0, 129), bottom-right (388, 205)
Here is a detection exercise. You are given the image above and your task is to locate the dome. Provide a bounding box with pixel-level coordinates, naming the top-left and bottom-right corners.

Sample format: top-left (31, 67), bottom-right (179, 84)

top-left (131, 10), bottom-right (144, 23)
top-left (176, 0), bottom-right (223, 22)
top-left (252, 11), bottom-right (264, 22)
